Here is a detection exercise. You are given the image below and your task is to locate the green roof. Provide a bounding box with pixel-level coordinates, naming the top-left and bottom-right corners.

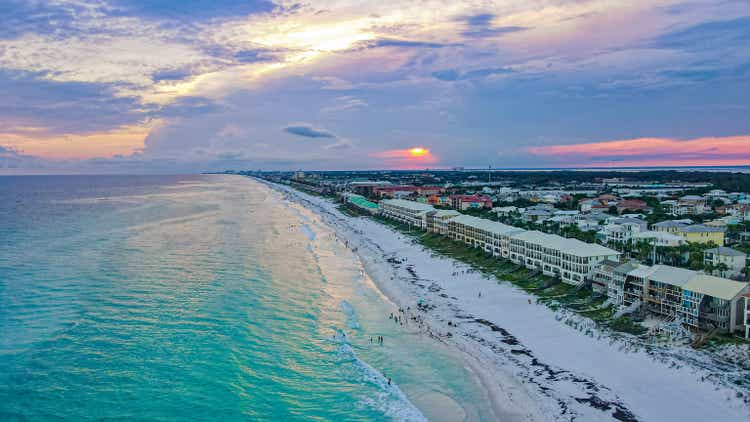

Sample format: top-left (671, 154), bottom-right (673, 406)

top-left (350, 196), bottom-right (379, 209)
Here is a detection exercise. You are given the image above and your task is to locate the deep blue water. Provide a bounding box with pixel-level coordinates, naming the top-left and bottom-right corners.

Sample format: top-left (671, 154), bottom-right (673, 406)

top-left (0, 175), bottom-right (490, 421)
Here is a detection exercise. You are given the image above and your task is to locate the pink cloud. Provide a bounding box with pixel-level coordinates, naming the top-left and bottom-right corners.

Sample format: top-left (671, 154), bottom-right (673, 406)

top-left (526, 135), bottom-right (750, 167)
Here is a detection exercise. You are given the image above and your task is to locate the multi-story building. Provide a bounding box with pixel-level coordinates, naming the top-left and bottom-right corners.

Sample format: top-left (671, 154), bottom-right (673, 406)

top-left (509, 231), bottom-right (620, 285)
top-left (665, 195), bottom-right (708, 216)
top-left (450, 194), bottom-right (493, 210)
top-left (652, 220), bottom-right (690, 234)
top-left (379, 199), bottom-right (435, 228)
top-left (341, 193), bottom-right (380, 214)
top-left (631, 231), bottom-right (685, 247)
top-left (447, 214), bottom-right (524, 258)
top-left (425, 209), bottom-right (461, 235)
top-left (591, 259), bottom-right (620, 294)
top-left (678, 224), bottom-right (725, 245)
top-left (596, 217), bottom-right (648, 244)
top-left (745, 294), bottom-right (750, 339)
top-left (596, 263), bottom-right (749, 333)
top-left (704, 246), bottom-right (747, 278)
top-left (652, 221), bottom-right (725, 245)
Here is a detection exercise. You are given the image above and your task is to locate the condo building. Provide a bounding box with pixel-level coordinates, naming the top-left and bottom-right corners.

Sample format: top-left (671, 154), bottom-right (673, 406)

top-left (379, 199), bottom-right (435, 228)
top-left (447, 214), bottom-right (524, 258)
top-left (508, 231), bottom-right (620, 285)
top-left (596, 263), bottom-right (749, 333)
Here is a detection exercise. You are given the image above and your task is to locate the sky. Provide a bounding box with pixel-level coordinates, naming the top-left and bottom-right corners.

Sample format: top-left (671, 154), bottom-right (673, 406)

top-left (1, 0), bottom-right (749, 173)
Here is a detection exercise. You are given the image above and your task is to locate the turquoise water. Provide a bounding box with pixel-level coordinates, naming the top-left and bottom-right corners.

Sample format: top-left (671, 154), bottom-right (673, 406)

top-left (0, 175), bottom-right (491, 421)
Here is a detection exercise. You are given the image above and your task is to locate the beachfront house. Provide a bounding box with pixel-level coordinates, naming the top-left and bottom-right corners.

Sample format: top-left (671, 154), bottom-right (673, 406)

top-left (595, 262), bottom-right (750, 333)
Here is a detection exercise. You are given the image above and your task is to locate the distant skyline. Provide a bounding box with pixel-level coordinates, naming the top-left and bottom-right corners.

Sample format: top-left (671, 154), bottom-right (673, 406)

top-left (1, 0), bottom-right (749, 173)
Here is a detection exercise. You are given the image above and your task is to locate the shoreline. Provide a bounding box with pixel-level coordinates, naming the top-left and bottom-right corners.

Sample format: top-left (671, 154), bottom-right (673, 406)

top-left (268, 180), bottom-right (541, 421)
top-left (258, 177), bottom-right (750, 421)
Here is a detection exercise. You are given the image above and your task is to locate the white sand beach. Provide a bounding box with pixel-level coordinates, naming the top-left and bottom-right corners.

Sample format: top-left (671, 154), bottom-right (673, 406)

top-left (265, 178), bottom-right (750, 422)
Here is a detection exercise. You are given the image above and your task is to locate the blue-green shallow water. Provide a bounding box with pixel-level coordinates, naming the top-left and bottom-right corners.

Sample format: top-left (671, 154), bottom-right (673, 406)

top-left (0, 175), bottom-right (492, 421)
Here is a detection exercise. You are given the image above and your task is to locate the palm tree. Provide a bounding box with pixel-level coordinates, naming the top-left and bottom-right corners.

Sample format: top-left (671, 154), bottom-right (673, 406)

top-left (715, 262), bottom-right (730, 277)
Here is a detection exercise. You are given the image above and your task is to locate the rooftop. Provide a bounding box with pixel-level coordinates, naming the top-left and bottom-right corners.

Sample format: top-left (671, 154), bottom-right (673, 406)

top-left (450, 214), bottom-right (524, 236)
top-left (681, 224), bottom-right (724, 233)
top-left (653, 220), bottom-right (688, 228)
top-left (380, 199), bottom-right (435, 212)
top-left (511, 230), bottom-right (620, 257)
top-left (683, 274), bottom-right (748, 301)
top-left (648, 265), bottom-right (697, 288)
top-left (704, 246), bottom-right (746, 257)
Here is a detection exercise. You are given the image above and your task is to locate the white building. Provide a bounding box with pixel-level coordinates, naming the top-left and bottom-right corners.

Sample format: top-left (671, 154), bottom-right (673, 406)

top-left (597, 217), bottom-right (648, 244)
top-left (704, 247), bottom-right (747, 278)
top-left (632, 231), bottom-right (685, 247)
top-left (493, 206), bottom-right (518, 216)
top-left (665, 195), bottom-right (708, 216)
top-left (425, 209), bottom-right (461, 235)
top-left (509, 231), bottom-right (620, 285)
top-left (447, 214), bottom-right (524, 258)
top-left (379, 199), bottom-right (434, 228)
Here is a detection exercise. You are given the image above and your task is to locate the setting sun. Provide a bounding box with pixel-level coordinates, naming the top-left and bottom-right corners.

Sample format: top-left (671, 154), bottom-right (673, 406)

top-left (408, 147), bottom-right (428, 157)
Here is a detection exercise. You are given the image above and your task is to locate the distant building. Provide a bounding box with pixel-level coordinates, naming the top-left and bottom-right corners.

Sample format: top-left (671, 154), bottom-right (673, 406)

top-left (616, 199), bottom-right (648, 214)
top-left (596, 217), bottom-right (647, 244)
top-left (664, 195), bottom-right (708, 216)
top-left (493, 206), bottom-right (518, 216)
top-left (652, 220), bottom-right (689, 234)
top-left (632, 231), bottom-right (685, 247)
top-left (450, 194), bottom-right (492, 210)
top-left (349, 180), bottom-right (391, 196)
top-left (679, 224), bottom-right (725, 245)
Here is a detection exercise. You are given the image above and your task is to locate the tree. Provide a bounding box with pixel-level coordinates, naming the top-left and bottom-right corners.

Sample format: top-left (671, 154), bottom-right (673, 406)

top-left (715, 262), bottom-right (729, 277)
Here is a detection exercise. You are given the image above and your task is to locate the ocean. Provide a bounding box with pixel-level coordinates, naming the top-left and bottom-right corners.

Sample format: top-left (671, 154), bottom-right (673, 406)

top-left (0, 175), bottom-right (492, 421)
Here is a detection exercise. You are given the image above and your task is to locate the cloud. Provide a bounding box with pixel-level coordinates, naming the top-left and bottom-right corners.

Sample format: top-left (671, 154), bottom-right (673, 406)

top-left (653, 16), bottom-right (750, 52)
top-left (283, 124), bottom-right (336, 139)
top-left (460, 13), bottom-right (527, 38)
top-left (370, 38), bottom-right (459, 49)
top-left (0, 69), bottom-right (143, 134)
top-left (0, 145), bottom-right (45, 170)
top-left (432, 67), bottom-right (514, 81)
top-left (526, 135), bottom-right (750, 167)
top-left (108, 0), bottom-right (275, 21)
